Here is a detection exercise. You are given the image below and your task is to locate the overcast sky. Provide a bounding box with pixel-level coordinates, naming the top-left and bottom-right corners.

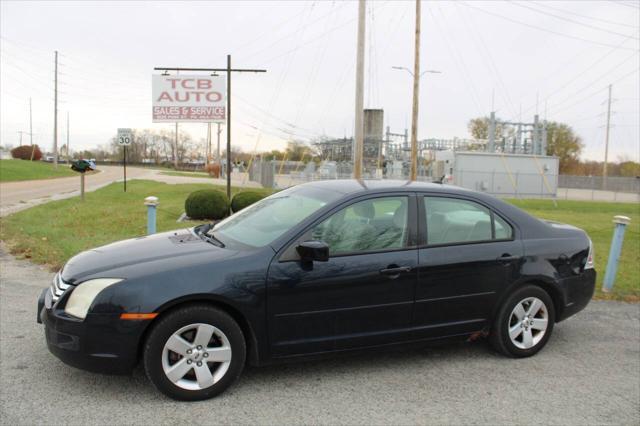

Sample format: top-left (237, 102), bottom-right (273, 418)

top-left (1, 0), bottom-right (638, 162)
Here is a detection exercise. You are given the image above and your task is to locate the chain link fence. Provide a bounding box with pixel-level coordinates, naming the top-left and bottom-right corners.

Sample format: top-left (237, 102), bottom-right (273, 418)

top-left (248, 160), bottom-right (639, 203)
top-left (559, 175), bottom-right (640, 193)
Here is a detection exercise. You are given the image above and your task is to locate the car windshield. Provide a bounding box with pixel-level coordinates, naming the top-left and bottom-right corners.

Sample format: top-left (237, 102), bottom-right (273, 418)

top-left (208, 185), bottom-right (343, 248)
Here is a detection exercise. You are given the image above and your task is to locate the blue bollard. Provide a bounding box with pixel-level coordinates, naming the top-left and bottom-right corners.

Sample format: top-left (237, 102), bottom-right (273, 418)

top-left (144, 196), bottom-right (159, 235)
top-left (602, 215), bottom-right (631, 292)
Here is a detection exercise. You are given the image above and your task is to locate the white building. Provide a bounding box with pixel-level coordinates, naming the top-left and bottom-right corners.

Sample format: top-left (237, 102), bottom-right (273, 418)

top-left (436, 151), bottom-right (559, 198)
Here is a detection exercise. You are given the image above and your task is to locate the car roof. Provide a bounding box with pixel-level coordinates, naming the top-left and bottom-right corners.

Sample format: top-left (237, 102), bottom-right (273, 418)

top-left (301, 179), bottom-right (474, 195)
top-left (296, 179), bottom-right (555, 239)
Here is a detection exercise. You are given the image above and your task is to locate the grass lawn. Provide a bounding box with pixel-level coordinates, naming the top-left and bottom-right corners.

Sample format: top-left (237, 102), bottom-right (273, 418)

top-left (507, 199), bottom-right (639, 301)
top-left (0, 159), bottom-right (77, 182)
top-left (0, 180), bottom-right (272, 270)
top-left (0, 183), bottom-right (637, 301)
top-left (160, 170), bottom-right (210, 178)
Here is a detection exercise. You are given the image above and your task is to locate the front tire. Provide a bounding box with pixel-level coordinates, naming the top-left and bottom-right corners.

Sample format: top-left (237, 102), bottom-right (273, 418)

top-left (490, 285), bottom-right (555, 358)
top-left (143, 305), bottom-right (246, 401)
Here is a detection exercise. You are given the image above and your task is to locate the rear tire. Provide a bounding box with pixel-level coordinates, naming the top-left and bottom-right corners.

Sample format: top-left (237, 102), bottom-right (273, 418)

top-left (143, 305), bottom-right (246, 401)
top-left (490, 285), bottom-right (555, 358)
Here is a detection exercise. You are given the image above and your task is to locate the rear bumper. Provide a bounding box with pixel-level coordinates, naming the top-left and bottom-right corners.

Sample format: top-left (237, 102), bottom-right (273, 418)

top-left (558, 268), bottom-right (596, 321)
top-left (37, 288), bottom-right (143, 375)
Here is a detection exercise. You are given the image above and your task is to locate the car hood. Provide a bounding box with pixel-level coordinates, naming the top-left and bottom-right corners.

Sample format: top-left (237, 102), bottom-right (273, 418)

top-left (61, 228), bottom-right (232, 283)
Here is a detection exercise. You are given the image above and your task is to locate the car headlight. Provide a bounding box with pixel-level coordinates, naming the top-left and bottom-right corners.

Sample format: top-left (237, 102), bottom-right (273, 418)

top-left (64, 278), bottom-right (123, 319)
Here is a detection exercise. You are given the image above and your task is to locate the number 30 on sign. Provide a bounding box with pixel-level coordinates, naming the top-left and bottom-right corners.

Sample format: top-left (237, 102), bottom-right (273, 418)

top-left (117, 128), bottom-right (133, 146)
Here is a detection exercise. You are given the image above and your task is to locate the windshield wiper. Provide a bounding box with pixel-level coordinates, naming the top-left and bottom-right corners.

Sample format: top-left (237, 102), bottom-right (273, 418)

top-left (195, 224), bottom-right (225, 248)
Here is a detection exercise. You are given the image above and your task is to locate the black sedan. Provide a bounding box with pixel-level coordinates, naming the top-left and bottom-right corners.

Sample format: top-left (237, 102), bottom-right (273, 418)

top-left (37, 180), bottom-right (596, 400)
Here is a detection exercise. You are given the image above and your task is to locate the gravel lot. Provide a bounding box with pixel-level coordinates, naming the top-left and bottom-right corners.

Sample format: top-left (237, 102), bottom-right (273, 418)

top-left (1, 248), bottom-right (638, 425)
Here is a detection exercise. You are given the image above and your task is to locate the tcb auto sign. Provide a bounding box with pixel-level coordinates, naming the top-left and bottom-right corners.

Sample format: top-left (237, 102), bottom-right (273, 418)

top-left (152, 75), bottom-right (225, 122)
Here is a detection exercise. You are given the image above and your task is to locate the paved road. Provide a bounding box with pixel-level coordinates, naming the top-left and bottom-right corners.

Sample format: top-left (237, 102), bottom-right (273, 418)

top-left (0, 167), bottom-right (264, 217)
top-left (0, 166), bottom-right (154, 217)
top-left (0, 249), bottom-right (638, 425)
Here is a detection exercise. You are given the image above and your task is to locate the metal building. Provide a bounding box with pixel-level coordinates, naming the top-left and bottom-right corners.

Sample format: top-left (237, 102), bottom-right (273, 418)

top-left (447, 151), bottom-right (559, 198)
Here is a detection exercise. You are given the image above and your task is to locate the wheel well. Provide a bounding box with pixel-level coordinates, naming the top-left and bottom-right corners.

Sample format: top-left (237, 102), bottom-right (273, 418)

top-left (493, 280), bottom-right (565, 324)
top-left (529, 281), bottom-right (564, 321)
top-left (137, 299), bottom-right (260, 367)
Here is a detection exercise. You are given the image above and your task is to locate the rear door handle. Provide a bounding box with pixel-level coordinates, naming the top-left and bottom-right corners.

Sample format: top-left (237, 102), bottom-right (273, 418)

top-left (497, 254), bottom-right (519, 263)
top-left (380, 266), bottom-right (412, 276)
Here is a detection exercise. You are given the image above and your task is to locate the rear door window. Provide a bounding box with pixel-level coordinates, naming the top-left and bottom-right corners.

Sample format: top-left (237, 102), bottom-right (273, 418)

top-left (423, 197), bottom-right (512, 245)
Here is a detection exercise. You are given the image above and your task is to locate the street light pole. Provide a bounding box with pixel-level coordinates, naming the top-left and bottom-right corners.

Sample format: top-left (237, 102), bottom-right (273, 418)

top-left (392, 62), bottom-right (442, 181)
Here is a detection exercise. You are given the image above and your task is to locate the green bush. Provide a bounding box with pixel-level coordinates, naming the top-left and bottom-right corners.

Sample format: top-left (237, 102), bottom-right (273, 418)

top-left (231, 191), bottom-right (265, 213)
top-left (184, 189), bottom-right (229, 220)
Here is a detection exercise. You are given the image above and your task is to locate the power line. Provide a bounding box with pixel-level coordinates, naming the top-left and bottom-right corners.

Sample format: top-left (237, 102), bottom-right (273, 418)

top-left (546, 53), bottom-right (638, 115)
top-left (551, 67), bottom-right (639, 116)
top-left (238, 1), bottom-right (350, 62)
top-left (529, 1), bottom-right (639, 29)
top-left (459, 1), bottom-right (639, 51)
top-left (507, 33), bottom-right (639, 121)
top-left (510, 1), bottom-right (639, 40)
top-left (229, 3), bottom-right (314, 55)
top-left (258, 12), bottom-right (361, 65)
top-left (428, 6), bottom-right (484, 116)
top-left (241, 2), bottom-right (316, 167)
top-left (293, 1), bottom-right (337, 126)
top-left (0, 36), bottom-right (51, 54)
top-left (454, 2), bottom-right (519, 117)
top-left (1, 60), bottom-right (53, 92)
top-left (613, 1), bottom-right (640, 11)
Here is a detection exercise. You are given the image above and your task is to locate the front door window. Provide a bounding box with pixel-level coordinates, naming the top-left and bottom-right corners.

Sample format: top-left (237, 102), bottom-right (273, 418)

top-left (311, 196), bottom-right (409, 256)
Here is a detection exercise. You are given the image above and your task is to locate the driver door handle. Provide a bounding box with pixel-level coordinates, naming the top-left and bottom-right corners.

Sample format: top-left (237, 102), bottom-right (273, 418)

top-left (379, 266), bottom-right (412, 276)
top-left (497, 254), bottom-right (519, 263)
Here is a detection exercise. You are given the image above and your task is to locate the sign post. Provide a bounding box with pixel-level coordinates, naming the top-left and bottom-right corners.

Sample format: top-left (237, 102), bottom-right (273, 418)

top-left (70, 159), bottom-right (97, 201)
top-left (117, 128), bottom-right (133, 192)
top-left (81, 173), bottom-right (85, 201)
top-left (152, 62), bottom-right (266, 200)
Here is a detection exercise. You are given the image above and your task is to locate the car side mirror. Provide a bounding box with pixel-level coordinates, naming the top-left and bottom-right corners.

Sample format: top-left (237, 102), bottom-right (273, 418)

top-left (296, 240), bottom-right (329, 262)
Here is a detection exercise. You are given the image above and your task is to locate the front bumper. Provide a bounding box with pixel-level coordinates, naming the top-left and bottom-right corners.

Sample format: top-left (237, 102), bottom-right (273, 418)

top-left (37, 288), bottom-right (144, 375)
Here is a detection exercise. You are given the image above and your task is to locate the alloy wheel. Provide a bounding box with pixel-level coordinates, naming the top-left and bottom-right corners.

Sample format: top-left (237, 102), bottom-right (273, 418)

top-left (161, 323), bottom-right (232, 391)
top-left (508, 297), bottom-right (549, 350)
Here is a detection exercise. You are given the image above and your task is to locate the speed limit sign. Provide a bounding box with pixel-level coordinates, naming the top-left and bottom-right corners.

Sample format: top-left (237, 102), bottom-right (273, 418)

top-left (117, 128), bottom-right (133, 146)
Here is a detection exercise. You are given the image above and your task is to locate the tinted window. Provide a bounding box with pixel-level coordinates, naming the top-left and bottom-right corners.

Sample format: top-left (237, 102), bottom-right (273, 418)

top-left (424, 197), bottom-right (493, 244)
top-left (494, 214), bottom-right (513, 239)
top-left (212, 185), bottom-right (342, 247)
top-left (312, 197), bottom-right (409, 256)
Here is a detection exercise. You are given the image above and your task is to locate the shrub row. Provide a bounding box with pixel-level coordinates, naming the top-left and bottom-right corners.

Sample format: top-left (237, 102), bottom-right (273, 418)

top-left (184, 190), bottom-right (265, 220)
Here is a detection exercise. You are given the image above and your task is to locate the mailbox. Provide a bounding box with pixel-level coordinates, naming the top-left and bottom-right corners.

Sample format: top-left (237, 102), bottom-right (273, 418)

top-left (71, 159), bottom-right (96, 173)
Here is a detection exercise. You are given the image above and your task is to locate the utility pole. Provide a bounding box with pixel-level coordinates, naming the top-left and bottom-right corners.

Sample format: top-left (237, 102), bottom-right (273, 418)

top-left (217, 122), bottom-right (222, 175)
top-left (603, 84), bottom-right (612, 190)
top-left (226, 54), bottom-right (232, 199)
top-left (53, 50), bottom-right (59, 168)
top-left (18, 131), bottom-right (24, 146)
top-left (353, 0), bottom-right (366, 180)
top-left (66, 112), bottom-right (70, 160)
top-left (174, 122), bottom-right (179, 169)
top-left (29, 97), bottom-right (33, 146)
top-left (488, 111), bottom-right (496, 153)
top-left (409, 0), bottom-right (421, 181)
top-left (206, 122), bottom-right (212, 165)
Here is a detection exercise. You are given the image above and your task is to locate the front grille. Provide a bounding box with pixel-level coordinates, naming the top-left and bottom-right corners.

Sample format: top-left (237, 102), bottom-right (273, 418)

top-left (50, 272), bottom-right (71, 302)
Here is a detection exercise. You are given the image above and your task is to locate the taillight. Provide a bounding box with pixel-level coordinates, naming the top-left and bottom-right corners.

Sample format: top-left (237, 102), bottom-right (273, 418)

top-left (585, 239), bottom-right (595, 270)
